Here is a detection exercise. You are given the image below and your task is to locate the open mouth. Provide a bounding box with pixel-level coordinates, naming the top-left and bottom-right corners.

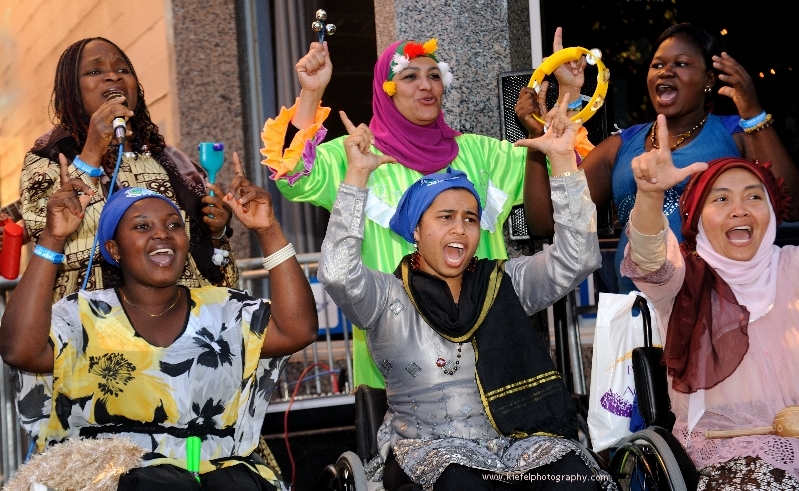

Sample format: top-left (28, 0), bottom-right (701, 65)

top-left (103, 89), bottom-right (128, 106)
top-left (443, 242), bottom-right (465, 267)
top-left (655, 84), bottom-right (677, 103)
top-left (149, 248), bottom-right (175, 266)
top-left (726, 225), bottom-right (752, 244)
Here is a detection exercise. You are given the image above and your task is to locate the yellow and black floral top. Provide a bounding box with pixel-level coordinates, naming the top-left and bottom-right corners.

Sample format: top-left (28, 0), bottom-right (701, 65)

top-left (42, 285), bottom-right (286, 485)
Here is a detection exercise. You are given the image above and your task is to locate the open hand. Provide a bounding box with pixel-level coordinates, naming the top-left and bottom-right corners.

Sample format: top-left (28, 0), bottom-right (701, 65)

top-left (45, 154), bottom-right (94, 241)
top-left (632, 115), bottom-right (708, 194)
top-left (713, 52), bottom-right (762, 119)
top-left (296, 41), bottom-right (333, 94)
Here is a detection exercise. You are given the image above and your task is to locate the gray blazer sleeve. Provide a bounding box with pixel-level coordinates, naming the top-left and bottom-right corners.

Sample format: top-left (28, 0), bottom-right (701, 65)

top-left (318, 183), bottom-right (393, 330)
top-left (504, 171), bottom-right (601, 315)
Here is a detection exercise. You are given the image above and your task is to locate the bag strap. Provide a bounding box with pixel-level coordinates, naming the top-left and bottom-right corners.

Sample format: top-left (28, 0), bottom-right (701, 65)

top-left (634, 295), bottom-right (653, 348)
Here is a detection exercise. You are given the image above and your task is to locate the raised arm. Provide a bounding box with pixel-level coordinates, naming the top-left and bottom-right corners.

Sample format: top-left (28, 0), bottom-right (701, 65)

top-left (317, 112), bottom-right (396, 327)
top-left (0, 155), bottom-right (93, 372)
top-left (717, 51), bottom-right (799, 220)
top-left (223, 153), bottom-right (317, 357)
top-left (520, 27), bottom-right (613, 238)
top-left (511, 98), bottom-right (600, 311)
top-left (292, 42), bottom-right (333, 129)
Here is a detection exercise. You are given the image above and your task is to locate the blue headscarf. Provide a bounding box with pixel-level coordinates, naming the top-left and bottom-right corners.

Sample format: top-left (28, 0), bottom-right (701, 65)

top-left (98, 188), bottom-right (182, 268)
top-left (389, 168), bottom-right (482, 244)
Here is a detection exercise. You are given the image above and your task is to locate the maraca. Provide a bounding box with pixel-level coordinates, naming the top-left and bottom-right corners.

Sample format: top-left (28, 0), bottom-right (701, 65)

top-left (198, 142), bottom-right (224, 219)
top-left (705, 405), bottom-right (799, 439)
top-left (198, 142), bottom-right (224, 194)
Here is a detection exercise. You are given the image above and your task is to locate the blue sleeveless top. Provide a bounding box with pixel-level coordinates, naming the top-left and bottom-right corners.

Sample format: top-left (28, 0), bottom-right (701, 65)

top-left (611, 114), bottom-right (741, 293)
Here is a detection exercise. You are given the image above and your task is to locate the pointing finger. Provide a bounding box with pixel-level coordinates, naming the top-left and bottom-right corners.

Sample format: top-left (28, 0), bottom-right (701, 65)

top-left (553, 26), bottom-right (564, 52)
top-left (557, 93), bottom-right (570, 118)
top-left (655, 114), bottom-right (671, 155)
top-left (58, 154), bottom-right (94, 196)
top-left (232, 152), bottom-right (246, 179)
top-left (340, 111), bottom-right (357, 135)
top-left (59, 154), bottom-right (71, 186)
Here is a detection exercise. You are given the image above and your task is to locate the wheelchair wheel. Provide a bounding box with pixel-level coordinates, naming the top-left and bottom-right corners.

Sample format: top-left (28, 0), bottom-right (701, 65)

top-left (335, 451), bottom-right (368, 491)
top-left (610, 427), bottom-right (697, 491)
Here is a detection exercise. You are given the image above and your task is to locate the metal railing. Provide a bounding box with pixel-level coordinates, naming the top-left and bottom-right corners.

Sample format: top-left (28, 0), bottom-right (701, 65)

top-left (0, 253), bottom-right (354, 482)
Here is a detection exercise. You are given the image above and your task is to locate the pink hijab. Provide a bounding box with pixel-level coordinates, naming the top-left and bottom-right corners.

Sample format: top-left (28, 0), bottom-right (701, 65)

top-left (369, 40), bottom-right (460, 174)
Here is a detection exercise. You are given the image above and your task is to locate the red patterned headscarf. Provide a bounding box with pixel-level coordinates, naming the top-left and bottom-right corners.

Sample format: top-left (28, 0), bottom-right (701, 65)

top-left (665, 157), bottom-right (789, 393)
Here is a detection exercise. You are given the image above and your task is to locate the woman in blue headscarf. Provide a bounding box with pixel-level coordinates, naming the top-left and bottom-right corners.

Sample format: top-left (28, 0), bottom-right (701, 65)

top-left (318, 106), bottom-right (613, 490)
top-left (0, 157), bottom-right (317, 490)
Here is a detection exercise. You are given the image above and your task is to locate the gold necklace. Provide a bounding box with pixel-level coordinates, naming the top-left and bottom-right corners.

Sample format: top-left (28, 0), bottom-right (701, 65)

top-left (651, 113), bottom-right (709, 150)
top-left (120, 288), bottom-right (181, 317)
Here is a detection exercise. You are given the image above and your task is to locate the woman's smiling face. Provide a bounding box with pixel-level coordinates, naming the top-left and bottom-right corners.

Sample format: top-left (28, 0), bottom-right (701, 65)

top-left (700, 168), bottom-right (771, 261)
top-left (105, 198), bottom-right (188, 287)
top-left (390, 56), bottom-right (445, 126)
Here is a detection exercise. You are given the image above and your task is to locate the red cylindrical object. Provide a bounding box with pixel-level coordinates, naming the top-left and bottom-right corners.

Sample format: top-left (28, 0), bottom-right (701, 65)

top-left (1, 218), bottom-right (23, 280)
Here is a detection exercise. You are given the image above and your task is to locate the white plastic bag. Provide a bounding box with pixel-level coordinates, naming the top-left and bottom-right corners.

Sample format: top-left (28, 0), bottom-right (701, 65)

top-left (587, 291), bottom-right (661, 451)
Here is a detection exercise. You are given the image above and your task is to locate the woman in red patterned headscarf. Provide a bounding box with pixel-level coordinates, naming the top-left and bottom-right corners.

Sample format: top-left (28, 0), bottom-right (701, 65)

top-left (621, 114), bottom-right (799, 490)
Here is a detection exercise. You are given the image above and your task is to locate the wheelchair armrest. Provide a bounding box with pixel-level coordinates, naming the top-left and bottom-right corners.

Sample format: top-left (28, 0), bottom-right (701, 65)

top-left (354, 385), bottom-right (387, 462)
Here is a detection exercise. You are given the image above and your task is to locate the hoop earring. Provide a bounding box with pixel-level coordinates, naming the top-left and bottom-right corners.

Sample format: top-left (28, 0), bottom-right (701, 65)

top-left (704, 86), bottom-right (712, 93)
top-left (410, 250), bottom-right (421, 270)
top-left (467, 256), bottom-right (478, 273)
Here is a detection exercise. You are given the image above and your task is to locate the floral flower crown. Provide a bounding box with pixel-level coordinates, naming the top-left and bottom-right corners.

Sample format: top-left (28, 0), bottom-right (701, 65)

top-left (382, 38), bottom-right (454, 96)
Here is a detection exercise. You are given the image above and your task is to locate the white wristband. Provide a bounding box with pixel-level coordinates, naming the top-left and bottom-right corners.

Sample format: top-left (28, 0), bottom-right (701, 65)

top-left (262, 243), bottom-right (296, 271)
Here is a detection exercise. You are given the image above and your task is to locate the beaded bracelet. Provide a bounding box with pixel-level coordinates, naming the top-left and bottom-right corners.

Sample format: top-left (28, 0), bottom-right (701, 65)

top-left (33, 244), bottom-right (65, 264)
top-left (262, 243), bottom-right (296, 271)
top-left (739, 111), bottom-right (767, 130)
top-left (743, 113), bottom-right (773, 134)
top-left (72, 156), bottom-right (104, 178)
top-left (567, 98), bottom-right (583, 111)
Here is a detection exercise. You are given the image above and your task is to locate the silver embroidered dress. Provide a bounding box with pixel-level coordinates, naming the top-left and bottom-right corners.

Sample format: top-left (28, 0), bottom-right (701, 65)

top-left (319, 172), bottom-right (613, 489)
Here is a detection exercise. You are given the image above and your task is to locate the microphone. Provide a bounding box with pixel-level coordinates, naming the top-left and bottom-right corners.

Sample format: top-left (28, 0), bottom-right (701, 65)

top-left (105, 90), bottom-right (128, 145)
top-left (112, 117), bottom-right (126, 145)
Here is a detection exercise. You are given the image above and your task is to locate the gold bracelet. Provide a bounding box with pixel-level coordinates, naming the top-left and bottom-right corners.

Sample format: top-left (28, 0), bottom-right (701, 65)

top-left (551, 169), bottom-right (583, 178)
top-left (743, 113), bottom-right (773, 134)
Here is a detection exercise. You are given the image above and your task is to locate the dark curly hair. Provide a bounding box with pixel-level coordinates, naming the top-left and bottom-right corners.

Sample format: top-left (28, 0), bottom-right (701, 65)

top-left (50, 37), bottom-right (166, 169)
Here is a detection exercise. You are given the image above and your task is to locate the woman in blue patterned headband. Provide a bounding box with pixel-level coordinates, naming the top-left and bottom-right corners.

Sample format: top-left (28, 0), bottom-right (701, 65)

top-left (0, 157), bottom-right (317, 490)
top-left (319, 109), bottom-right (611, 490)
top-left (98, 188), bottom-right (183, 268)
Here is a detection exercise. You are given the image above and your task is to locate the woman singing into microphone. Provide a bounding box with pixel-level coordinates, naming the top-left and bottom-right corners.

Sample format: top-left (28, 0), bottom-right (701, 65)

top-left (17, 37), bottom-right (240, 447)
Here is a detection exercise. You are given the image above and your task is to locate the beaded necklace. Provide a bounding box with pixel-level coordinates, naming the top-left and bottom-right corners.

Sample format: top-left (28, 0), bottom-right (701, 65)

top-left (651, 113), bottom-right (709, 151)
top-left (436, 343), bottom-right (463, 375)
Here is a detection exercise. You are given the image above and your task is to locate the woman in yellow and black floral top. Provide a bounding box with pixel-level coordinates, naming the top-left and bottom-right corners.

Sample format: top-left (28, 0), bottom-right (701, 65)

top-left (1, 157), bottom-right (317, 490)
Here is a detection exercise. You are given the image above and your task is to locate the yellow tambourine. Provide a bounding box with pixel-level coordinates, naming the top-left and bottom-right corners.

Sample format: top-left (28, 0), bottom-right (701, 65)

top-left (528, 47), bottom-right (610, 124)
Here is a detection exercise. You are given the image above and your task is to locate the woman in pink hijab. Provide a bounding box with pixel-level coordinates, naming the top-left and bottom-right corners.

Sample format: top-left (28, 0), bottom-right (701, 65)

top-left (260, 38), bottom-right (550, 389)
top-left (622, 115), bottom-right (799, 489)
